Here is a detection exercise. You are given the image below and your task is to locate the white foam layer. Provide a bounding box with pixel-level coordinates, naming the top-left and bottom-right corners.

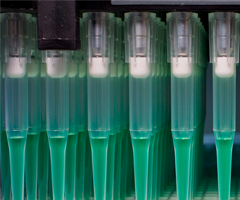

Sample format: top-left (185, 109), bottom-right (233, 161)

top-left (89, 57), bottom-right (108, 78)
top-left (46, 57), bottom-right (67, 78)
top-left (69, 63), bottom-right (78, 77)
top-left (6, 57), bottom-right (27, 78)
top-left (172, 57), bottom-right (192, 78)
top-left (129, 57), bottom-right (150, 78)
top-left (215, 57), bottom-right (235, 77)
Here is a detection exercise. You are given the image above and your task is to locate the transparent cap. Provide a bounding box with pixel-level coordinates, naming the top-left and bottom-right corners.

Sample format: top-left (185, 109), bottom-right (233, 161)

top-left (4, 13), bottom-right (32, 63)
top-left (209, 12), bottom-right (240, 64)
top-left (125, 12), bottom-right (156, 63)
top-left (167, 12), bottom-right (199, 63)
top-left (82, 12), bottom-right (115, 63)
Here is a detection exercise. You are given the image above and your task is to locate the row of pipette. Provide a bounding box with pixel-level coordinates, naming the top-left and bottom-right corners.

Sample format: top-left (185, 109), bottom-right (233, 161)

top-left (0, 11), bottom-right (174, 200)
top-left (0, 10), bottom-right (239, 200)
top-left (167, 12), bottom-right (208, 200)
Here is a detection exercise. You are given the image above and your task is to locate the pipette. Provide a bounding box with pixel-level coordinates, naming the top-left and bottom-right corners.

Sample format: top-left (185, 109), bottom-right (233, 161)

top-left (25, 17), bottom-right (41, 200)
top-left (167, 12), bottom-right (207, 200)
top-left (4, 12), bottom-right (31, 200)
top-left (0, 13), bottom-right (11, 200)
top-left (38, 61), bottom-right (49, 200)
top-left (83, 12), bottom-right (114, 200)
top-left (45, 50), bottom-right (69, 200)
top-left (209, 12), bottom-right (239, 200)
top-left (65, 51), bottom-right (80, 200)
top-left (106, 17), bottom-right (122, 200)
top-left (125, 12), bottom-right (156, 200)
top-left (167, 12), bottom-right (197, 200)
top-left (114, 19), bottom-right (124, 200)
top-left (76, 18), bottom-right (88, 200)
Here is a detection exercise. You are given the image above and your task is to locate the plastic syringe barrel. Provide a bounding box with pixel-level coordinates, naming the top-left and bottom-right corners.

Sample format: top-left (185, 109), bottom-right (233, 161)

top-left (83, 12), bottom-right (114, 138)
top-left (209, 12), bottom-right (240, 137)
top-left (167, 12), bottom-right (199, 139)
top-left (45, 51), bottom-right (69, 137)
top-left (125, 12), bottom-right (156, 138)
top-left (28, 17), bottom-right (41, 134)
top-left (4, 12), bottom-right (32, 138)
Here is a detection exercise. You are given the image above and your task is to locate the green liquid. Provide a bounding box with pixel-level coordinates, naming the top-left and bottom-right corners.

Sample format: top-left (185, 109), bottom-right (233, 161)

top-left (173, 137), bottom-right (192, 200)
top-left (84, 134), bottom-right (93, 200)
top-left (127, 133), bottom-right (134, 197)
top-left (48, 136), bottom-right (68, 200)
top-left (215, 136), bottom-right (234, 200)
top-left (48, 157), bottom-right (53, 200)
top-left (38, 131), bottom-right (49, 200)
top-left (90, 137), bottom-right (109, 200)
top-left (131, 136), bottom-right (150, 200)
top-left (0, 131), bottom-right (11, 200)
top-left (114, 132), bottom-right (123, 200)
top-left (147, 135), bottom-right (155, 200)
top-left (8, 136), bottom-right (27, 200)
top-left (75, 131), bottom-right (87, 200)
top-left (151, 132), bottom-right (160, 200)
top-left (120, 129), bottom-right (130, 200)
top-left (106, 134), bottom-right (117, 200)
top-left (25, 133), bottom-right (40, 200)
top-left (65, 133), bottom-right (78, 200)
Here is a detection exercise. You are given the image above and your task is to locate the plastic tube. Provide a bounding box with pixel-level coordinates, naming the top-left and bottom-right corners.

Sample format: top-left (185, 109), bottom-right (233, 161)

top-left (106, 17), bottom-right (122, 200)
top-left (167, 12), bottom-right (198, 200)
top-left (83, 12), bottom-right (114, 200)
top-left (25, 17), bottom-right (41, 200)
top-left (76, 18), bottom-right (88, 200)
top-left (45, 50), bottom-right (69, 200)
top-left (209, 12), bottom-right (240, 200)
top-left (0, 13), bottom-right (11, 200)
top-left (38, 61), bottom-right (49, 200)
top-left (3, 12), bottom-right (31, 200)
top-left (65, 51), bottom-right (80, 200)
top-left (114, 19), bottom-right (124, 200)
top-left (125, 12), bottom-right (156, 200)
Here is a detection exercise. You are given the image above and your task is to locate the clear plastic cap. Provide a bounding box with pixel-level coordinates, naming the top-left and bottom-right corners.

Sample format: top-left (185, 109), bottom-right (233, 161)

top-left (83, 12), bottom-right (114, 77)
top-left (4, 13), bottom-right (32, 63)
top-left (125, 12), bottom-right (156, 78)
top-left (167, 12), bottom-right (199, 78)
top-left (167, 12), bottom-right (198, 62)
top-left (125, 12), bottom-right (156, 63)
top-left (209, 12), bottom-right (240, 64)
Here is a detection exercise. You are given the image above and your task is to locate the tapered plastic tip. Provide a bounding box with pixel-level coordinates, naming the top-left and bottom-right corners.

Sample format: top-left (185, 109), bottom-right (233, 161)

top-left (75, 131), bottom-right (87, 200)
top-left (48, 135), bottom-right (68, 200)
top-left (25, 133), bottom-right (40, 200)
top-left (90, 136), bottom-right (109, 200)
top-left (65, 133), bottom-right (78, 200)
top-left (8, 135), bottom-right (27, 200)
top-left (215, 132), bottom-right (234, 200)
top-left (38, 131), bottom-right (50, 200)
top-left (173, 137), bottom-right (192, 200)
top-left (131, 136), bottom-right (151, 200)
top-left (106, 134), bottom-right (117, 200)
